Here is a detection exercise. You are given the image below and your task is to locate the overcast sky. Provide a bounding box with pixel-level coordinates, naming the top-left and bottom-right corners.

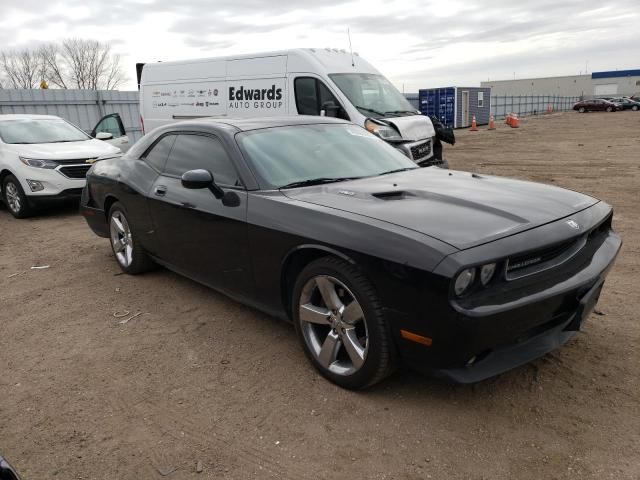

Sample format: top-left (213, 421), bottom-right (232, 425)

top-left (1, 0), bottom-right (639, 91)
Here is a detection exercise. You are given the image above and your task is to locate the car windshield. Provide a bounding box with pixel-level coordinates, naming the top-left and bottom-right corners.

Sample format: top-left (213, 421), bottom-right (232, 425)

top-left (237, 123), bottom-right (418, 189)
top-left (0, 118), bottom-right (90, 144)
top-left (329, 73), bottom-right (418, 118)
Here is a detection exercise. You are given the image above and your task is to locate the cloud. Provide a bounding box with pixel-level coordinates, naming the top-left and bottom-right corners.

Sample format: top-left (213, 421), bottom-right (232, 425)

top-left (0, 0), bottom-right (638, 90)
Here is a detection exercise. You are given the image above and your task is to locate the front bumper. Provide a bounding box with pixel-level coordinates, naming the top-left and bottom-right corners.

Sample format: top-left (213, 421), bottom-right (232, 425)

top-left (11, 162), bottom-right (87, 197)
top-left (393, 205), bottom-right (621, 383)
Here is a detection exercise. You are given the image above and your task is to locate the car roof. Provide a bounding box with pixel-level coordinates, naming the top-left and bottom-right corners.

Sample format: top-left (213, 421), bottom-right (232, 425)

top-left (0, 114), bottom-right (62, 121)
top-left (178, 115), bottom-right (352, 132)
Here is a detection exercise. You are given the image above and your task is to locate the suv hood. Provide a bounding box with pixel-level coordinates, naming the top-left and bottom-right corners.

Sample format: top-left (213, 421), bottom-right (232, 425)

top-left (5, 138), bottom-right (121, 159)
top-left (283, 168), bottom-right (598, 250)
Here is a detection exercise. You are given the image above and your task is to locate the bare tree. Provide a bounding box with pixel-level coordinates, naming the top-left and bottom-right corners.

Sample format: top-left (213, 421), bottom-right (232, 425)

top-left (59, 38), bottom-right (125, 90)
top-left (0, 39), bottom-right (126, 90)
top-left (0, 48), bottom-right (45, 89)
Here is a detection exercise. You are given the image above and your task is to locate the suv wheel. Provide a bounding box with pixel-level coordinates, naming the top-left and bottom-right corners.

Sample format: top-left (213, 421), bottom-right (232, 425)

top-left (2, 174), bottom-right (32, 218)
top-left (292, 256), bottom-right (396, 389)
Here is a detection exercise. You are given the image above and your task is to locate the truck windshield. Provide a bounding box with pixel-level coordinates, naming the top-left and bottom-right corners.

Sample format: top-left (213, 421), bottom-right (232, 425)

top-left (329, 73), bottom-right (418, 118)
top-left (0, 118), bottom-right (90, 144)
top-left (237, 123), bottom-right (417, 189)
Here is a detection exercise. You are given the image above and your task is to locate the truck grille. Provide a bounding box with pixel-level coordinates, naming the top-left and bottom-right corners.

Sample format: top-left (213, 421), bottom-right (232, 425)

top-left (410, 140), bottom-right (431, 161)
top-left (58, 165), bottom-right (92, 179)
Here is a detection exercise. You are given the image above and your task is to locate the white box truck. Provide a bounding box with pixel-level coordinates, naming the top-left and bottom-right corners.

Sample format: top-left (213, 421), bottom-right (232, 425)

top-left (138, 49), bottom-right (444, 166)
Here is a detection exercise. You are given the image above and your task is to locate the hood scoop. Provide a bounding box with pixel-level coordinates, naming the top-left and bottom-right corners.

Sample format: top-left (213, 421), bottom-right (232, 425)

top-left (372, 190), bottom-right (416, 201)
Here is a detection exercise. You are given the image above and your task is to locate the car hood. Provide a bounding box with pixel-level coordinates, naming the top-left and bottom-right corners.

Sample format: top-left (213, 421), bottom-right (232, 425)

top-left (282, 168), bottom-right (598, 250)
top-left (5, 138), bottom-right (121, 159)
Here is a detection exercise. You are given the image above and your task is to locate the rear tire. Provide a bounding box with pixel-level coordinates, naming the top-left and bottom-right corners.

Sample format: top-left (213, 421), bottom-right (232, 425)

top-left (108, 202), bottom-right (155, 274)
top-left (606, 106), bottom-right (613, 112)
top-left (2, 174), bottom-right (33, 219)
top-left (292, 256), bottom-right (396, 390)
top-left (632, 105), bottom-right (638, 111)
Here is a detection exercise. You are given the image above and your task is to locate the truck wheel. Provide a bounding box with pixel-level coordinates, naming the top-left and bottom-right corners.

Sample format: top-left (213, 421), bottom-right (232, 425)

top-left (2, 174), bottom-right (33, 218)
top-left (292, 256), bottom-right (396, 390)
top-left (108, 202), bottom-right (155, 274)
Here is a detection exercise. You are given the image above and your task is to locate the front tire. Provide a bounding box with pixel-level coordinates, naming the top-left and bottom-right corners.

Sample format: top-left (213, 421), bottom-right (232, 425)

top-left (606, 106), bottom-right (613, 112)
top-left (292, 257), bottom-right (395, 389)
top-left (632, 105), bottom-right (638, 111)
top-left (2, 174), bottom-right (32, 218)
top-left (578, 107), bottom-right (585, 113)
top-left (108, 202), bottom-right (154, 274)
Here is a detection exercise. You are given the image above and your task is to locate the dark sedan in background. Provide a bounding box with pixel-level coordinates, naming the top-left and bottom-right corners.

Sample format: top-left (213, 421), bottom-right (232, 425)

top-left (610, 97), bottom-right (640, 111)
top-left (573, 99), bottom-right (621, 112)
top-left (81, 116), bottom-right (621, 389)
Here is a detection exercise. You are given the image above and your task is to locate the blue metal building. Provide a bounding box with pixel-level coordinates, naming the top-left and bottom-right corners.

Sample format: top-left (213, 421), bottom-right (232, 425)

top-left (418, 87), bottom-right (491, 128)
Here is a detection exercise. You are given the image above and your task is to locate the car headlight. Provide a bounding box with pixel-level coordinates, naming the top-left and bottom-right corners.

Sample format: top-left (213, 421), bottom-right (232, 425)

top-left (480, 263), bottom-right (496, 286)
top-left (454, 268), bottom-right (476, 296)
top-left (365, 118), bottom-right (402, 141)
top-left (19, 157), bottom-right (58, 169)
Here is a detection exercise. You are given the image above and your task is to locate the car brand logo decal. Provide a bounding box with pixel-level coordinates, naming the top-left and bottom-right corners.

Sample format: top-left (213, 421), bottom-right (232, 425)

top-left (85, 158), bottom-right (98, 164)
top-left (338, 190), bottom-right (355, 196)
top-left (566, 219), bottom-right (579, 230)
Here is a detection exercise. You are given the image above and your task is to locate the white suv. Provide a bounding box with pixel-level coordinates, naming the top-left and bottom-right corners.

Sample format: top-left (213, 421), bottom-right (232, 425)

top-left (0, 114), bottom-right (122, 218)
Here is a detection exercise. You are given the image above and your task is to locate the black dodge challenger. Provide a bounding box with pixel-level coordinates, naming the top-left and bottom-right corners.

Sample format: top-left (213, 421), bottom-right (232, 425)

top-left (81, 116), bottom-right (621, 389)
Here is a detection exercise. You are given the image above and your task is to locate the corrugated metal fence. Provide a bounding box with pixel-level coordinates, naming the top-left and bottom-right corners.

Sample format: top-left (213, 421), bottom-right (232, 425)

top-left (0, 89), bottom-right (142, 143)
top-left (491, 95), bottom-right (579, 119)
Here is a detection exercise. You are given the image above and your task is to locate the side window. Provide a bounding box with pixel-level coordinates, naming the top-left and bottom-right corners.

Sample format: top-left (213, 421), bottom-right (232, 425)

top-left (295, 77), bottom-right (319, 115)
top-left (294, 77), bottom-right (347, 119)
top-left (477, 91), bottom-right (484, 107)
top-left (143, 134), bottom-right (176, 172)
top-left (95, 115), bottom-right (124, 138)
top-left (165, 134), bottom-right (240, 187)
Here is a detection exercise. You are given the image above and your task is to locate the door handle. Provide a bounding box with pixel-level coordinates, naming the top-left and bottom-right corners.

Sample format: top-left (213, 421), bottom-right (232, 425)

top-left (154, 185), bottom-right (167, 196)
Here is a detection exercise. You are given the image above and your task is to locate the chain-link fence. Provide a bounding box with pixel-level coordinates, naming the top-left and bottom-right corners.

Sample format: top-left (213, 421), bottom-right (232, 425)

top-left (491, 95), bottom-right (579, 119)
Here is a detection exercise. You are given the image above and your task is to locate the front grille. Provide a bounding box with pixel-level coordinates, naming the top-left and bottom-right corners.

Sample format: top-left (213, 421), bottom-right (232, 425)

top-left (410, 140), bottom-right (431, 160)
top-left (55, 158), bottom-right (98, 165)
top-left (59, 165), bottom-right (91, 179)
top-left (506, 236), bottom-right (586, 280)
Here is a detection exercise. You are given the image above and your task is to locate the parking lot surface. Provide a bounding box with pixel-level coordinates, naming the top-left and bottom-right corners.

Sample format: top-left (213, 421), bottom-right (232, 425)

top-left (1, 111), bottom-right (639, 479)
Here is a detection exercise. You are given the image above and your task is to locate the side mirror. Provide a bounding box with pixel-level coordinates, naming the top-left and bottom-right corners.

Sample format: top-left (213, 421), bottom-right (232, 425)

top-left (321, 101), bottom-right (344, 119)
top-left (96, 132), bottom-right (113, 140)
top-left (181, 169), bottom-right (224, 199)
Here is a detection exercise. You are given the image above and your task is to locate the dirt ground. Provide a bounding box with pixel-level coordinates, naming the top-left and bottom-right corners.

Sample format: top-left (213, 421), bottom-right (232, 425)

top-left (1, 111), bottom-right (639, 480)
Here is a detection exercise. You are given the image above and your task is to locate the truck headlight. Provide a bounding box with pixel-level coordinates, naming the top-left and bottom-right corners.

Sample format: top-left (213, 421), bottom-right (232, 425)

top-left (365, 119), bottom-right (402, 141)
top-left (454, 268), bottom-right (476, 296)
top-left (19, 157), bottom-right (58, 169)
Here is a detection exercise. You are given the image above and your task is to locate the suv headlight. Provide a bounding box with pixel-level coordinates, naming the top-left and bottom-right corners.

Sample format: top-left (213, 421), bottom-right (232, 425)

top-left (19, 157), bottom-right (58, 169)
top-left (365, 118), bottom-right (402, 141)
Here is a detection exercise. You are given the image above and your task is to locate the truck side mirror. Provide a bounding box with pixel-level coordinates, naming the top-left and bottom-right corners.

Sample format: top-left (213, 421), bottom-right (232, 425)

top-left (321, 101), bottom-right (344, 119)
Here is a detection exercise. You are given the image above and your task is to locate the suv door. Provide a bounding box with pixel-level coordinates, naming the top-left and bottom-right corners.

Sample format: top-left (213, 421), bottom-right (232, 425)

top-left (92, 113), bottom-right (130, 152)
top-left (147, 132), bottom-right (251, 295)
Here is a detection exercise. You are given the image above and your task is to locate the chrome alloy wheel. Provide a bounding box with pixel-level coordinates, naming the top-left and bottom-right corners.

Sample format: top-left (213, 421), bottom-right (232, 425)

top-left (110, 211), bottom-right (133, 267)
top-left (5, 182), bottom-right (21, 214)
top-left (299, 275), bottom-right (369, 376)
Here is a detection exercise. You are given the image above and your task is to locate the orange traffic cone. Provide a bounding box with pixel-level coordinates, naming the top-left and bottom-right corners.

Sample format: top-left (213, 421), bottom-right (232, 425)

top-left (470, 115), bottom-right (478, 131)
top-left (488, 114), bottom-right (496, 130)
top-left (505, 113), bottom-right (512, 126)
top-left (510, 114), bottom-right (520, 128)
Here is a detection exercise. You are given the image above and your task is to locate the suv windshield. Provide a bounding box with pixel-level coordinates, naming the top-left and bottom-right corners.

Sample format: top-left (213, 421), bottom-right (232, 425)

top-left (329, 73), bottom-right (418, 118)
top-left (0, 118), bottom-right (91, 144)
top-left (237, 123), bottom-right (417, 189)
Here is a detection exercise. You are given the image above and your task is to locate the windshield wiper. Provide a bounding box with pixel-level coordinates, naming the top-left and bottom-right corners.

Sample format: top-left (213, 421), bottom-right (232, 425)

top-left (378, 167), bottom-right (417, 176)
top-left (385, 110), bottom-right (420, 116)
top-left (279, 177), bottom-right (361, 189)
top-left (354, 105), bottom-right (390, 117)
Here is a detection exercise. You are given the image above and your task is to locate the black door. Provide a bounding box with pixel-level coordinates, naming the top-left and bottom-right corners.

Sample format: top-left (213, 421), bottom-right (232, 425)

top-left (147, 132), bottom-right (251, 296)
